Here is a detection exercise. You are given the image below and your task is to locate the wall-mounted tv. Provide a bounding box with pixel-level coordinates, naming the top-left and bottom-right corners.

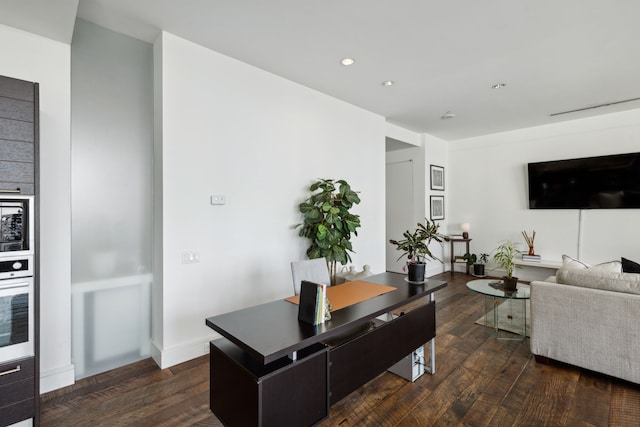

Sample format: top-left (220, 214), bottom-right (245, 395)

top-left (528, 152), bottom-right (640, 209)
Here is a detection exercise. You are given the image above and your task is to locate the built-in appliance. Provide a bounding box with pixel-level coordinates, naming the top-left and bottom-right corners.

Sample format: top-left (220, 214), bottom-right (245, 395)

top-left (0, 196), bottom-right (34, 256)
top-left (0, 195), bottom-right (34, 365)
top-left (0, 268), bottom-right (34, 362)
top-left (528, 152), bottom-right (640, 209)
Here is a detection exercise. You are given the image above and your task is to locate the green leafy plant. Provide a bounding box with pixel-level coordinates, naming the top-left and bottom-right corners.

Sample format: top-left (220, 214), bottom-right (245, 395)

top-left (389, 219), bottom-right (446, 264)
top-left (462, 252), bottom-right (489, 266)
top-left (493, 241), bottom-right (521, 278)
top-left (296, 178), bottom-right (361, 285)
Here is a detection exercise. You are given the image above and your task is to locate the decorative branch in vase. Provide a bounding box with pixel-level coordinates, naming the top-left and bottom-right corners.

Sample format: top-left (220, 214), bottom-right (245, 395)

top-left (522, 230), bottom-right (536, 256)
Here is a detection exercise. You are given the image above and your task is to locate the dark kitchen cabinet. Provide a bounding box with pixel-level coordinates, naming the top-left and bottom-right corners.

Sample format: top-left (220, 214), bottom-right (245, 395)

top-left (0, 75), bottom-right (39, 427)
top-left (0, 76), bottom-right (37, 195)
top-left (0, 357), bottom-right (36, 426)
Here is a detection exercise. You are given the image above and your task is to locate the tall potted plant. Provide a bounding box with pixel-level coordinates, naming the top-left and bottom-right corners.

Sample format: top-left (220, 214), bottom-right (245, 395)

top-left (493, 241), bottom-right (520, 290)
top-left (296, 178), bottom-right (361, 285)
top-left (389, 219), bottom-right (445, 283)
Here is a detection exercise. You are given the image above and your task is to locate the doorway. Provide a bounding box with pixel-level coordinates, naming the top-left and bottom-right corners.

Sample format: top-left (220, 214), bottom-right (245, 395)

top-left (385, 139), bottom-right (426, 273)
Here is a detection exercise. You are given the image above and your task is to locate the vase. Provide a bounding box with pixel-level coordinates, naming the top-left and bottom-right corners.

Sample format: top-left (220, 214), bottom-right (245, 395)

top-left (343, 266), bottom-right (358, 281)
top-left (352, 264), bottom-right (374, 280)
top-left (408, 262), bottom-right (426, 283)
top-left (528, 246), bottom-right (535, 256)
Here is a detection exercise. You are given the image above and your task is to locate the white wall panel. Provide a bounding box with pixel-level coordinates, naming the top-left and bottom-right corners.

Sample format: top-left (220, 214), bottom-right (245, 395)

top-left (70, 19), bottom-right (153, 379)
top-left (154, 32), bottom-right (386, 366)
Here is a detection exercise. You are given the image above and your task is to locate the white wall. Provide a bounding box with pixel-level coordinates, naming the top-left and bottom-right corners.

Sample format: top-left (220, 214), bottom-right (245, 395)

top-left (0, 24), bottom-right (73, 392)
top-left (153, 32), bottom-right (386, 367)
top-left (448, 109), bottom-right (640, 276)
top-left (423, 133), bottom-right (449, 274)
top-left (386, 122), bottom-right (421, 147)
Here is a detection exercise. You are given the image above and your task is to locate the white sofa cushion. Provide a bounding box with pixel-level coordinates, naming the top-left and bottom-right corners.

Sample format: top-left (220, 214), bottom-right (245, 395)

top-left (556, 268), bottom-right (640, 295)
top-left (558, 254), bottom-right (622, 273)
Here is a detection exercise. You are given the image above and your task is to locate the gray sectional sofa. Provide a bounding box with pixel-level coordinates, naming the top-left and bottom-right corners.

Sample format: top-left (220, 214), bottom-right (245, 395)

top-left (530, 256), bottom-right (640, 384)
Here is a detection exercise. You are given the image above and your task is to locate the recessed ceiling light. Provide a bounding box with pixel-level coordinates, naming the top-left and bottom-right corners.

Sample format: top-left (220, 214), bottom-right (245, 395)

top-left (381, 80), bottom-right (394, 87)
top-left (491, 83), bottom-right (507, 89)
top-left (441, 111), bottom-right (456, 120)
top-left (340, 58), bottom-right (355, 66)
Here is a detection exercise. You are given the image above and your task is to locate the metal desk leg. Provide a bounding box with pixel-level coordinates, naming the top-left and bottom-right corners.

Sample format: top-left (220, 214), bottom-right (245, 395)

top-left (425, 293), bottom-right (436, 374)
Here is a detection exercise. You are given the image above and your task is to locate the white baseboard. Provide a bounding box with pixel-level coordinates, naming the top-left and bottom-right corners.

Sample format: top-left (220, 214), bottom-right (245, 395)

top-left (151, 334), bottom-right (219, 369)
top-left (40, 363), bottom-right (75, 394)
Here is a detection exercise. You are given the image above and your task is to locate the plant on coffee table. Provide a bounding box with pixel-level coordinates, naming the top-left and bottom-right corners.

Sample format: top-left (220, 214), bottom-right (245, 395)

top-left (493, 241), bottom-right (521, 290)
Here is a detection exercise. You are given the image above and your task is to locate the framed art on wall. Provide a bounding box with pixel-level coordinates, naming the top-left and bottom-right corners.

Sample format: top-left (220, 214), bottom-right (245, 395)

top-left (430, 195), bottom-right (444, 220)
top-left (430, 165), bottom-right (444, 191)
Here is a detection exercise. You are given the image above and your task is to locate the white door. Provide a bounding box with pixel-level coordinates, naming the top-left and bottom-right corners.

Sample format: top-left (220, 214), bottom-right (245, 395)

top-left (386, 160), bottom-right (414, 273)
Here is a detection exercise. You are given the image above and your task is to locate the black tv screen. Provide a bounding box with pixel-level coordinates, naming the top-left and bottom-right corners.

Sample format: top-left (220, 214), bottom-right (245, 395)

top-left (528, 152), bottom-right (640, 209)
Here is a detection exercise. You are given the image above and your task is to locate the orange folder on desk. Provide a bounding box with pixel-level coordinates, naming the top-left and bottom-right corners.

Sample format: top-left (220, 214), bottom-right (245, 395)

top-left (286, 280), bottom-right (396, 312)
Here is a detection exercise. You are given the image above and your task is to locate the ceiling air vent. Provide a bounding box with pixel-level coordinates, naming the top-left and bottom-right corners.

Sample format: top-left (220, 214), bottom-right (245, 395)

top-left (550, 97), bottom-right (640, 117)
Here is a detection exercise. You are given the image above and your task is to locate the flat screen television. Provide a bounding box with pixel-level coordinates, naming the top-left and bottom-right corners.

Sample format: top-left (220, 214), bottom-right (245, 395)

top-left (528, 152), bottom-right (640, 209)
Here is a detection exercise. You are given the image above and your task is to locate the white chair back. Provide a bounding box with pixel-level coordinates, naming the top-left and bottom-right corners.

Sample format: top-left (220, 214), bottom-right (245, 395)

top-left (290, 258), bottom-right (331, 295)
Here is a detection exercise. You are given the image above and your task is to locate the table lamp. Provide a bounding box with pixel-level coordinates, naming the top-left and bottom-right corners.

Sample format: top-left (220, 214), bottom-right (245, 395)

top-left (461, 223), bottom-right (470, 239)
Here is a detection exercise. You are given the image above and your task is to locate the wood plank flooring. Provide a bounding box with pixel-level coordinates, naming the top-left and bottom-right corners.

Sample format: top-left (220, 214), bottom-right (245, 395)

top-left (40, 272), bottom-right (640, 426)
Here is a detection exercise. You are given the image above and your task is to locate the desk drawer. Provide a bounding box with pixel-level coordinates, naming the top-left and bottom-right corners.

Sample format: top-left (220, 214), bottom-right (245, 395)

top-left (329, 301), bottom-right (435, 404)
top-left (210, 339), bottom-right (328, 427)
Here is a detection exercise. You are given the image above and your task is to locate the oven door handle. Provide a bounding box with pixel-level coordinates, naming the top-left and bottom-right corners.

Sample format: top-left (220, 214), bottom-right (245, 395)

top-left (0, 282), bottom-right (30, 291)
top-left (0, 364), bottom-right (21, 377)
top-left (0, 188), bottom-right (21, 194)
top-left (0, 286), bottom-right (29, 292)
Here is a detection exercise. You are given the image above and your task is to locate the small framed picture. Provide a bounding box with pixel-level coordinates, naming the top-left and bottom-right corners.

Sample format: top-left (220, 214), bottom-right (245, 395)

top-left (430, 165), bottom-right (445, 191)
top-left (430, 195), bottom-right (445, 220)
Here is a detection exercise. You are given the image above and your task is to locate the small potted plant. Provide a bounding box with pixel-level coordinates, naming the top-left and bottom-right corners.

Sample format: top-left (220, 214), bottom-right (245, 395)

top-left (493, 241), bottom-right (521, 291)
top-left (389, 219), bottom-right (445, 283)
top-left (462, 252), bottom-right (489, 276)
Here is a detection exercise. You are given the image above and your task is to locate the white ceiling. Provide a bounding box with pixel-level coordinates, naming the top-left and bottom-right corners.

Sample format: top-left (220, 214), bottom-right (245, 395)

top-left (3, 0), bottom-right (640, 141)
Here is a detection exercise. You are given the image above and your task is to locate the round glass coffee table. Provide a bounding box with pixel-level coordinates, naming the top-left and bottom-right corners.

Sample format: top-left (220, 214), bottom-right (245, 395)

top-left (466, 279), bottom-right (530, 340)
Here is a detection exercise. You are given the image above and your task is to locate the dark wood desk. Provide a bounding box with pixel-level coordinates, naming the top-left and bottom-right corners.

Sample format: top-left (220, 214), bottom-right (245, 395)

top-left (205, 272), bottom-right (447, 427)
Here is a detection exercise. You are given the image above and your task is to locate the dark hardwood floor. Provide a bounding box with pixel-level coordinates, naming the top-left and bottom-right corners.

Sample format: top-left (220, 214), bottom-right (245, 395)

top-left (40, 272), bottom-right (640, 426)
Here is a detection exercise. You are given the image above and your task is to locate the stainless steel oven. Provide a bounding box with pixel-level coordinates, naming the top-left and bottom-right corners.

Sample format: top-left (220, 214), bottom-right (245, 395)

top-left (0, 266), bottom-right (34, 362)
top-left (0, 196), bottom-right (34, 257)
top-left (0, 196), bottom-right (34, 362)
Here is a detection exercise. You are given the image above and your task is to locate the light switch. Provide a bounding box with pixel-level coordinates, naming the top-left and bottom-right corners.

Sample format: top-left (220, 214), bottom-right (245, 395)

top-left (211, 195), bottom-right (226, 205)
top-left (182, 251), bottom-right (200, 264)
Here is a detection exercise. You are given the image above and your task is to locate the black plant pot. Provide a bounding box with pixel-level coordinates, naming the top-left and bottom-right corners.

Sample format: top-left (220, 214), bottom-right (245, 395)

top-left (408, 262), bottom-right (426, 283)
top-left (503, 276), bottom-right (518, 291)
top-left (473, 264), bottom-right (485, 276)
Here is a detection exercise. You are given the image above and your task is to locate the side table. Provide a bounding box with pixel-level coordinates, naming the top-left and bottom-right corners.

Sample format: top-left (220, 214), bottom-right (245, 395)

top-left (448, 238), bottom-right (471, 275)
top-left (466, 279), bottom-right (530, 340)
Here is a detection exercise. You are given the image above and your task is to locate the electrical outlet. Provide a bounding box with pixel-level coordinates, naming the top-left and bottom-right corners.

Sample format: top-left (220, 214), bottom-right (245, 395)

top-left (210, 194), bottom-right (226, 205)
